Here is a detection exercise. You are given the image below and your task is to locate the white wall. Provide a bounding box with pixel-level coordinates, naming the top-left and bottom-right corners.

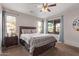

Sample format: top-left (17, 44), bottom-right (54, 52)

top-left (63, 5), bottom-right (79, 47)
top-left (16, 12), bottom-right (42, 35)
top-left (0, 6), bottom-right (2, 52)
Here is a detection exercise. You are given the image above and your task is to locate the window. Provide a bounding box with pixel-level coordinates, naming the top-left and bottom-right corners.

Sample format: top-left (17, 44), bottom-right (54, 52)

top-left (37, 21), bottom-right (42, 33)
top-left (6, 15), bottom-right (16, 36)
top-left (48, 19), bottom-right (60, 34)
top-left (48, 22), bottom-right (54, 33)
top-left (56, 23), bottom-right (60, 33)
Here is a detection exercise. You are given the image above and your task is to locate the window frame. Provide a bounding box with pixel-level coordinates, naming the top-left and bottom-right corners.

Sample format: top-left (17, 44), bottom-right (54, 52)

top-left (48, 21), bottom-right (54, 33)
top-left (48, 19), bottom-right (60, 34)
top-left (37, 21), bottom-right (43, 33)
top-left (5, 15), bottom-right (16, 36)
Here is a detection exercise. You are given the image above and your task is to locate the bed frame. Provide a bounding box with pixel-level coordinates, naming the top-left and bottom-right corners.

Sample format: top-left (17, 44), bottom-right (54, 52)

top-left (19, 26), bottom-right (57, 56)
top-left (19, 26), bottom-right (36, 37)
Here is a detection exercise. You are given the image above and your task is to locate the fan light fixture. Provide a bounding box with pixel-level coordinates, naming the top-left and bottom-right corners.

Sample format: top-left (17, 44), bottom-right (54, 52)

top-left (40, 3), bottom-right (56, 12)
top-left (41, 7), bottom-right (48, 12)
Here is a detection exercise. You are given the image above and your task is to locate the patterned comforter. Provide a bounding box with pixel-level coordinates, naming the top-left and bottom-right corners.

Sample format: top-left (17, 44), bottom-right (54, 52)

top-left (20, 33), bottom-right (57, 53)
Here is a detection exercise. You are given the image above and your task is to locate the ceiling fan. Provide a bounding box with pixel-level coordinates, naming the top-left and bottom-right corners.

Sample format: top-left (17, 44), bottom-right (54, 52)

top-left (40, 3), bottom-right (56, 12)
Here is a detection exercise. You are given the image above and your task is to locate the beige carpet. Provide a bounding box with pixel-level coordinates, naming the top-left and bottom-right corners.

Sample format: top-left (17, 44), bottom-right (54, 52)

top-left (1, 43), bottom-right (79, 56)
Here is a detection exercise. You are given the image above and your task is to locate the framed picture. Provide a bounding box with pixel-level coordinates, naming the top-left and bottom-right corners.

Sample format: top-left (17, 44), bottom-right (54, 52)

top-left (73, 18), bottom-right (79, 31)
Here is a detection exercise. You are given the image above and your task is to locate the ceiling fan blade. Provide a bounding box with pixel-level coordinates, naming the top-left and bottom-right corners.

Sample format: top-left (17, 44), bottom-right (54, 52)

top-left (48, 4), bottom-right (56, 7)
top-left (47, 9), bottom-right (51, 12)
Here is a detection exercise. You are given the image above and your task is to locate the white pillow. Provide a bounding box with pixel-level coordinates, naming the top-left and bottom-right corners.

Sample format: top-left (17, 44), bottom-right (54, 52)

top-left (31, 29), bottom-right (37, 33)
top-left (22, 29), bottom-right (31, 34)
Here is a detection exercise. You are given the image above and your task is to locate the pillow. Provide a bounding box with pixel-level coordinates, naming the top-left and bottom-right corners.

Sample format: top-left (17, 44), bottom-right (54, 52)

top-left (31, 29), bottom-right (37, 33)
top-left (22, 29), bottom-right (31, 34)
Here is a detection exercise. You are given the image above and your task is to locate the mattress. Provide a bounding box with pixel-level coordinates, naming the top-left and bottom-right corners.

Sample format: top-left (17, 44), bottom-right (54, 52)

top-left (20, 33), bottom-right (57, 53)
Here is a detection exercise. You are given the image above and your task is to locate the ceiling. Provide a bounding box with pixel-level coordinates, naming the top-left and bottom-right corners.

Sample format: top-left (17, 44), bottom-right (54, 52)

top-left (0, 3), bottom-right (77, 18)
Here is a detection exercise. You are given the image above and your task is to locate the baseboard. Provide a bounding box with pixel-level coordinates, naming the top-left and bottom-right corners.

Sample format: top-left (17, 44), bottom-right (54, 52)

top-left (64, 40), bottom-right (79, 48)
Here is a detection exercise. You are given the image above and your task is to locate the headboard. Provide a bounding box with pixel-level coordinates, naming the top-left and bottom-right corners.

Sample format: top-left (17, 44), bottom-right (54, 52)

top-left (19, 26), bottom-right (36, 37)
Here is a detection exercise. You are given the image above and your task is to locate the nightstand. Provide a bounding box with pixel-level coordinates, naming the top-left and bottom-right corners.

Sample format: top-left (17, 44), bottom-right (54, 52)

top-left (4, 36), bottom-right (18, 48)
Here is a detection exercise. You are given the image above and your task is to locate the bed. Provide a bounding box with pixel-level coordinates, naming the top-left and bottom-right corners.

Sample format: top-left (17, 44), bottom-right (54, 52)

top-left (19, 26), bottom-right (57, 56)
